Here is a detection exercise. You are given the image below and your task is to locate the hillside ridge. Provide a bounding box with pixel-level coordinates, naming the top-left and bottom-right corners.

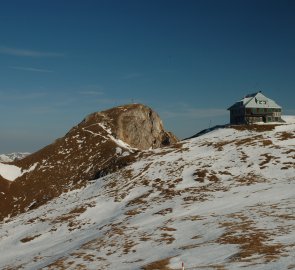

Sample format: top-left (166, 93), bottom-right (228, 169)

top-left (0, 104), bottom-right (177, 220)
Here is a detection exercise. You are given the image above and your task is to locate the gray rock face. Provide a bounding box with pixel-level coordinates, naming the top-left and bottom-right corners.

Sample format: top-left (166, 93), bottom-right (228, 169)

top-left (82, 103), bottom-right (178, 150)
top-left (115, 104), bottom-right (178, 149)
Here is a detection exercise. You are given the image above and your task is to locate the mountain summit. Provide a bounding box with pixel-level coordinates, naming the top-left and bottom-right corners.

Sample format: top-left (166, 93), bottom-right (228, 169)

top-left (0, 104), bottom-right (177, 220)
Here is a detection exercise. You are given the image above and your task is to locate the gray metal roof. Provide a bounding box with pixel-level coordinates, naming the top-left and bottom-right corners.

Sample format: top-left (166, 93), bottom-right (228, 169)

top-left (228, 92), bottom-right (282, 110)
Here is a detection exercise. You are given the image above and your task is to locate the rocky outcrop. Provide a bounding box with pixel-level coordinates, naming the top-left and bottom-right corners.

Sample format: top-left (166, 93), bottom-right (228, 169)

top-left (116, 104), bottom-right (177, 149)
top-left (0, 104), bottom-right (177, 220)
top-left (83, 104), bottom-right (178, 150)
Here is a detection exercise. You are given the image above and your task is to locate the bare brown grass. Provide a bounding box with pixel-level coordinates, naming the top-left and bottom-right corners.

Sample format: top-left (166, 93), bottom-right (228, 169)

top-left (235, 173), bottom-right (267, 186)
top-left (259, 153), bottom-right (279, 168)
top-left (217, 214), bottom-right (284, 263)
top-left (276, 131), bottom-right (295, 141)
top-left (154, 208), bottom-right (173, 216)
top-left (142, 258), bottom-right (172, 270)
top-left (235, 135), bottom-right (263, 147)
top-left (20, 234), bottom-right (41, 243)
top-left (193, 169), bottom-right (208, 182)
top-left (230, 125), bottom-right (276, 132)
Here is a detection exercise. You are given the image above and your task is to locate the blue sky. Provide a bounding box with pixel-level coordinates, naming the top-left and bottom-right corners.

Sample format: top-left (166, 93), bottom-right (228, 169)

top-left (1, 0), bottom-right (295, 153)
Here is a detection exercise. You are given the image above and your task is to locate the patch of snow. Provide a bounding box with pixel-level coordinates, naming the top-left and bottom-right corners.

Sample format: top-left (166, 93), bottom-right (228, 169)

top-left (98, 122), bottom-right (112, 134)
top-left (116, 147), bottom-right (122, 155)
top-left (122, 151), bottom-right (130, 157)
top-left (23, 163), bottom-right (38, 174)
top-left (282, 115), bottom-right (295, 124)
top-left (108, 133), bottom-right (134, 152)
top-left (0, 163), bottom-right (23, 181)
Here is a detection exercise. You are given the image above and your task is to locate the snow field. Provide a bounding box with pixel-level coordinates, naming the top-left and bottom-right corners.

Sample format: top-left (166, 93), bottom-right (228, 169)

top-left (0, 117), bottom-right (294, 269)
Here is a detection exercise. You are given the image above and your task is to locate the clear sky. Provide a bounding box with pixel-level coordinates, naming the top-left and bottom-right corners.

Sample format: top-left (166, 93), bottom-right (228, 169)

top-left (1, 0), bottom-right (294, 153)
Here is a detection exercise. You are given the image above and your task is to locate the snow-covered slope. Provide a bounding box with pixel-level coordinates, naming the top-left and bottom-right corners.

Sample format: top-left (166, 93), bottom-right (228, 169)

top-left (0, 118), bottom-right (294, 270)
top-left (282, 115), bottom-right (295, 124)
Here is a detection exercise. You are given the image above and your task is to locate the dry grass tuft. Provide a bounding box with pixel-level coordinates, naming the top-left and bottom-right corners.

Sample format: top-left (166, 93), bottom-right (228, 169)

top-left (235, 135), bottom-right (263, 147)
top-left (193, 169), bottom-right (208, 182)
top-left (213, 140), bottom-right (234, 151)
top-left (181, 215), bottom-right (203, 221)
top-left (20, 234), bottom-right (41, 243)
top-left (179, 243), bottom-right (200, 250)
top-left (125, 208), bottom-right (142, 216)
top-left (142, 258), bottom-right (172, 270)
top-left (44, 257), bottom-right (69, 269)
top-left (68, 205), bottom-right (88, 215)
top-left (230, 125), bottom-right (276, 132)
top-left (219, 170), bottom-right (233, 176)
top-left (235, 173), bottom-right (267, 186)
top-left (155, 233), bottom-right (175, 245)
top-left (260, 139), bottom-right (273, 146)
top-left (276, 131), bottom-right (295, 141)
top-left (208, 174), bottom-right (219, 182)
top-left (126, 191), bottom-right (152, 207)
top-left (160, 227), bottom-right (177, 232)
top-left (154, 208), bottom-right (173, 216)
top-left (283, 149), bottom-right (295, 155)
top-left (259, 153), bottom-right (279, 168)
